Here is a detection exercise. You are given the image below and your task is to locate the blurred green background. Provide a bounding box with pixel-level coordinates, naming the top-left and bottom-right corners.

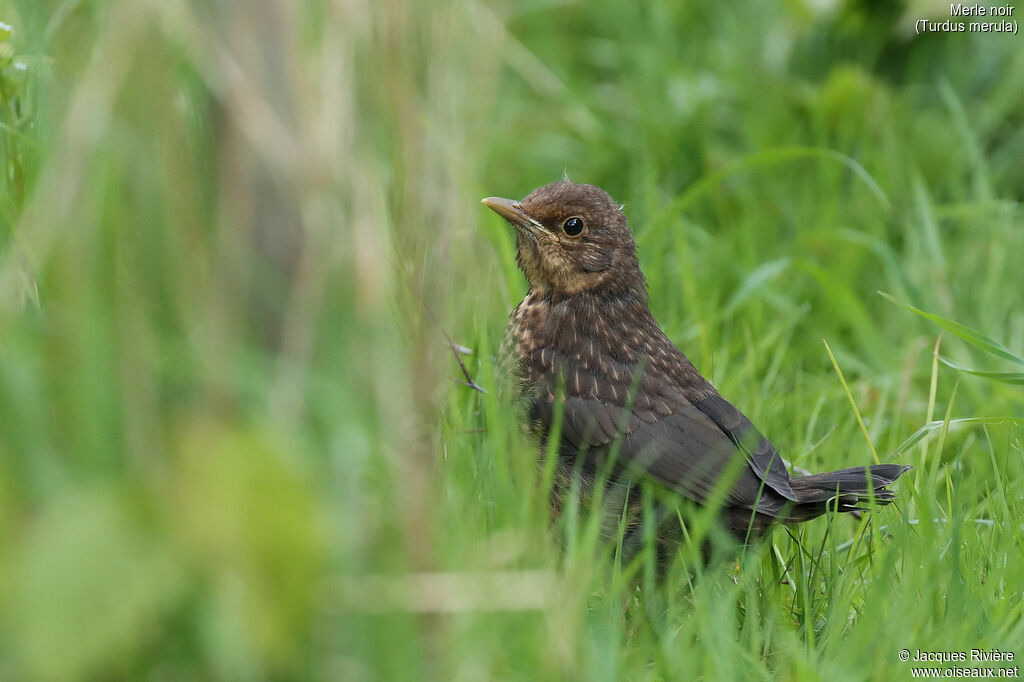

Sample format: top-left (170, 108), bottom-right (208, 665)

top-left (0, 0), bottom-right (1022, 679)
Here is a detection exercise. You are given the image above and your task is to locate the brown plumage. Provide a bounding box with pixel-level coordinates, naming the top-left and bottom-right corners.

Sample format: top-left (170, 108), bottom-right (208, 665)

top-left (482, 181), bottom-right (910, 554)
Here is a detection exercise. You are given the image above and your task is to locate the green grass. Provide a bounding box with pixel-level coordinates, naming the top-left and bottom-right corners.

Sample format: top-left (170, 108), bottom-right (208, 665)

top-left (0, 0), bottom-right (1022, 679)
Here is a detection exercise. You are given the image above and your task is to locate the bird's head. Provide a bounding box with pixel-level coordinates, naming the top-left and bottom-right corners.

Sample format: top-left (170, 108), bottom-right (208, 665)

top-left (482, 181), bottom-right (646, 299)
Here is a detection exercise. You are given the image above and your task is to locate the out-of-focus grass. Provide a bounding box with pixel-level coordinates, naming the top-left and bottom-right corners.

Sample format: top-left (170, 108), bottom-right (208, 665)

top-left (0, 0), bottom-right (1022, 679)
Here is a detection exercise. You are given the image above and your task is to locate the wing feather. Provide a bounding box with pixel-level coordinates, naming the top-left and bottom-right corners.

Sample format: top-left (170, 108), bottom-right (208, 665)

top-left (530, 387), bottom-right (791, 514)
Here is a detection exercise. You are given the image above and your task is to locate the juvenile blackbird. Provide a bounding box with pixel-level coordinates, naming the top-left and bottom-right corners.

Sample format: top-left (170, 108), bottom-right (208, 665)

top-left (482, 181), bottom-right (910, 551)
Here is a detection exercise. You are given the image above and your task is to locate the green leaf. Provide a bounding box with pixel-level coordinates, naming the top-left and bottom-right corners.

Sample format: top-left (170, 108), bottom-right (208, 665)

top-left (878, 292), bottom-right (1024, 367)
top-left (938, 356), bottom-right (1024, 385)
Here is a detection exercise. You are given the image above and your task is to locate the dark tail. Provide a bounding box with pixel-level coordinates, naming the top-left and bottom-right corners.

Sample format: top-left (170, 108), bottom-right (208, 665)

top-left (786, 464), bottom-right (912, 521)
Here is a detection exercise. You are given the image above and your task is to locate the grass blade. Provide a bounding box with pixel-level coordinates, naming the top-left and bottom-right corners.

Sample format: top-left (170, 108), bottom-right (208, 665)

top-left (937, 356), bottom-right (1024, 384)
top-left (878, 292), bottom-right (1024, 366)
top-left (892, 417), bottom-right (1024, 459)
top-left (823, 339), bottom-right (880, 465)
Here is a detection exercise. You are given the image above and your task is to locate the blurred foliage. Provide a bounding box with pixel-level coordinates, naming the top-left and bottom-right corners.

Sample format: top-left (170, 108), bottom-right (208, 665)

top-left (0, 17), bottom-right (30, 221)
top-left (0, 0), bottom-right (1021, 680)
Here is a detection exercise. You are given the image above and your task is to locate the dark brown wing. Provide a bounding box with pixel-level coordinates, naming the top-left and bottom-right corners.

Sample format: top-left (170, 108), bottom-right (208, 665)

top-left (690, 393), bottom-right (797, 501)
top-left (527, 366), bottom-right (795, 515)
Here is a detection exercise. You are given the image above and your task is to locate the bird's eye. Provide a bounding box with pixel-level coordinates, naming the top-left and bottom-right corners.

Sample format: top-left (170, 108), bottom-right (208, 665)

top-left (562, 216), bottom-right (585, 237)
